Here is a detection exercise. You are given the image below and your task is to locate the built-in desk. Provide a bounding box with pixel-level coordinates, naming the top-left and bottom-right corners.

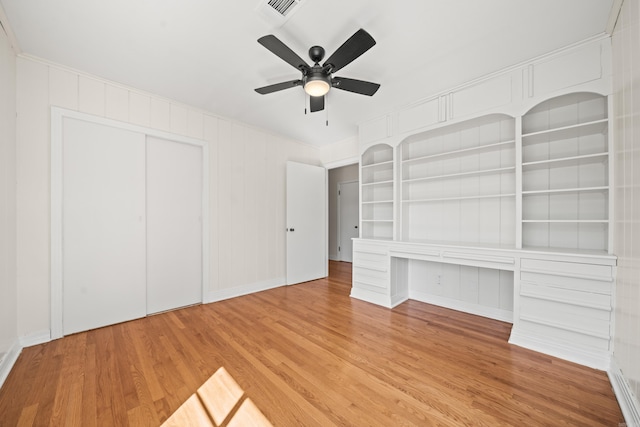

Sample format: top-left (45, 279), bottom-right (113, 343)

top-left (351, 238), bottom-right (616, 370)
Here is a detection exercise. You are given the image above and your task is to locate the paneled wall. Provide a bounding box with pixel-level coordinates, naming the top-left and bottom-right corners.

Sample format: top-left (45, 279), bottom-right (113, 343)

top-left (612, 0), bottom-right (640, 414)
top-left (15, 56), bottom-right (322, 338)
top-left (0, 24), bottom-right (17, 355)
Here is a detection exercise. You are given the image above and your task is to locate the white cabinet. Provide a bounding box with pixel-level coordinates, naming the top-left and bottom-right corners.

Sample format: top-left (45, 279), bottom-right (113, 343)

top-left (511, 255), bottom-right (615, 369)
top-left (360, 144), bottom-right (394, 240)
top-left (521, 93), bottom-right (610, 252)
top-left (400, 114), bottom-right (516, 246)
top-left (351, 239), bottom-right (394, 307)
top-left (352, 38), bottom-right (616, 369)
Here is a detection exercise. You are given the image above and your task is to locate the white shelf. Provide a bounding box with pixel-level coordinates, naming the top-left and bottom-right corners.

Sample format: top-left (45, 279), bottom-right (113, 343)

top-left (402, 140), bottom-right (515, 165)
top-left (362, 179), bottom-right (394, 187)
top-left (403, 193), bottom-right (516, 203)
top-left (402, 166), bottom-right (515, 184)
top-left (362, 200), bottom-right (393, 204)
top-left (361, 144), bottom-right (395, 241)
top-left (361, 159), bottom-right (393, 170)
top-left (522, 152), bottom-right (608, 170)
top-left (522, 220), bottom-right (608, 223)
top-left (522, 186), bottom-right (608, 195)
top-left (522, 118), bottom-right (608, 143)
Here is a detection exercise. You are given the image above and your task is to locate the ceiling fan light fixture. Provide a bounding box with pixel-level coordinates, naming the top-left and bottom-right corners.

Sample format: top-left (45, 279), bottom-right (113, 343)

top-left (304, 74), bottom-right (331, 97)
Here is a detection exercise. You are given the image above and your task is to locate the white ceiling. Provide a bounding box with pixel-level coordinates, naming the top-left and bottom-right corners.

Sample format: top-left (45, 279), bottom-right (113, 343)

top-left (0, 0), bottom-right (614, 146)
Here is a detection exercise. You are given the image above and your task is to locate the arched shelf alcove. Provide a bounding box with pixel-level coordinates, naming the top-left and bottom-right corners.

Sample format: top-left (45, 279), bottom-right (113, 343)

top-left (520, 92), bottom-right (610, 253)
top-left (360, 143), bottom-right (395, 240)
top-left (398, 113), bottom-right (516, 246)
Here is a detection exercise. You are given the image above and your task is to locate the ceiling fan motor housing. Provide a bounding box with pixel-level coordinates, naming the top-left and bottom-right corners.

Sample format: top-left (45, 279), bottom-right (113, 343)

top-left (309, 45), bottom-right (325, 64)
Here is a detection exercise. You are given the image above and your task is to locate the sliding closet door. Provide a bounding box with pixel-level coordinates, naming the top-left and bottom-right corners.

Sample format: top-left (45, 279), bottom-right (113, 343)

top-left (146, 137), bottom-right (203, 314)
top-left (63, 118), bottom-right (147, 335)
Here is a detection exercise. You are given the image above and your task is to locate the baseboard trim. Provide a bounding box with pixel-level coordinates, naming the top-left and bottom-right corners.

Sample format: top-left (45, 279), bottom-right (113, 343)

top-left (19, 330), bottom-right (51, 348)
top-left (509, 328), bottom-right (610, 370)
top-left (609, 358), bottom-right (640, 427)
top-left (350, 288), bottom-right (407, 308)
top-left (410, 291), bottom-right (514, 323)
top-left (0, 340), bottom-right (21, 389)
top-left (206, 277), bottom-right (285, 303)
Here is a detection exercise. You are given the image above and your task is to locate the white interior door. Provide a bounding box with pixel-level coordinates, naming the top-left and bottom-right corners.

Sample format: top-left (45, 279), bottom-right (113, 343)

top-left (339, 181), bottom-right (359, 262)
top-left (62, 118), bottom-right (147, 335)
top-left (286, 161), bottom-right (327, 285)
top-left (146, 137), bottom-right (203, 314)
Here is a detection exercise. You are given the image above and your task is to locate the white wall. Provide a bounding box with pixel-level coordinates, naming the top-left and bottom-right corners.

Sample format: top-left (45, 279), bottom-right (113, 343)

top-left (15, 56), bottom-right (323, 338)
top-left (320, 136), bottom-right (359, 166)
top-left (328, 164), bottom-right (359, 260)
top-left (0, 21), bottom-right (17, 355)
top-left (612, 0), bottom-right (640, 415)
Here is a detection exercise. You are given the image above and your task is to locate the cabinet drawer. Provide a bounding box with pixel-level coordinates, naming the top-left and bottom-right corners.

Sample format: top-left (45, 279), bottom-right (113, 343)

top-left (519, 296), bottom-right (611, 339)
top-left (353, 266), bottom-right (388, 283)
top-left (517, 320), bottom-right (610, 352)
top-left (520, 271), bottom-right (612, 295)
top-left (520, 258), bottom-right (612, 281)
top-left (353, 251), bottom-right (387, 270)
top-left (520, 281), bottom-right (611, 310)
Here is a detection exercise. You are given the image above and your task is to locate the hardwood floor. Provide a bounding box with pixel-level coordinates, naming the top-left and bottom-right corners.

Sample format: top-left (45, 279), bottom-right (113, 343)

top-left (0, 261), bottom-right (624, 426)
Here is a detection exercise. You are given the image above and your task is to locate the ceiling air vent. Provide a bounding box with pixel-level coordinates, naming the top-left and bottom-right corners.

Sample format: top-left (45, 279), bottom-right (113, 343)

top-left (269, 0), bottom-right (298, 16)
top-left (256, 0), bottom-right (306, 27)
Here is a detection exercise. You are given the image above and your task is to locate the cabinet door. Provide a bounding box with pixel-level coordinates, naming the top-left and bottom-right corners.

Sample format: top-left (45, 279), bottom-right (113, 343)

top-left (62, 118), bottom-right (146, 335)
top-left (146, 137), bottom-right (203, 314)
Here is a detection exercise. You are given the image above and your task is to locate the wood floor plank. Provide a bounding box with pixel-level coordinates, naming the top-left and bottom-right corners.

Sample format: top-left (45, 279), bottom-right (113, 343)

top-left (0, 261), bottom-right (624, 426)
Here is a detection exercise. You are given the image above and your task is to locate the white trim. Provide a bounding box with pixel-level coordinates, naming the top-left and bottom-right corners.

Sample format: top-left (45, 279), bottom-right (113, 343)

top-left (51, 107), bottom-right (210, 339)
top-left (606, 0), bottom-right (624, 35)
top-left (350, 288), bottom-right (407, 309)
top-left (206, 277), bottom-right (285, 303)
top-left (508, 328), bottom-right (610, 370)
top-left (18, 330), bottom-right (51, 348)
top-left (323, 156), bottom-right (359, 170)
top-left (0, 340), bottom-right (21, 389)
top-left (356, 34), bottom-right (610, 130)
top-left (0, 2), bottom-right (21, 54)
top-left (609, 358), bottom-right (640, 427)
top-left (410, 291), bottom-right (514, 323)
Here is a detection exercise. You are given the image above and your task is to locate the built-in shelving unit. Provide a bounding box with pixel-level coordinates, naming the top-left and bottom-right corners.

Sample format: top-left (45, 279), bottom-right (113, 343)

top-left (353, 38), bottom-right (618, 371)
top-left (521, 93), bottom-right (609, 252)
top-left (399, 114), bottom-right (516, 245)
top-left (360, 144), bottom-right (394, 240)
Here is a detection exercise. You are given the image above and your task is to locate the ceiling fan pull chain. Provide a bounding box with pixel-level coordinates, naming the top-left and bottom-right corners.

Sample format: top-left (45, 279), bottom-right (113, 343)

top-left (326, 93), bottom-right (329, 126)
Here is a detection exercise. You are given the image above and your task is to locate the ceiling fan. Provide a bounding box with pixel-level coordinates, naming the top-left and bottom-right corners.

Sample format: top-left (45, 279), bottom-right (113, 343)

top-left (254, 29), bottom-right (381, 113)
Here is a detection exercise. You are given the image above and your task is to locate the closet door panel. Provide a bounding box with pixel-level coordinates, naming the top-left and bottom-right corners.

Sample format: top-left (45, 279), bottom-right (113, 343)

top-left (63, 118), bottom-right (147, 335)
top-left (146, 137), bottom-right (203, 314)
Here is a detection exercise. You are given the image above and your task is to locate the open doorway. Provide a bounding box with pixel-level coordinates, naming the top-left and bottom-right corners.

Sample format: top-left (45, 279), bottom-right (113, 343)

top-left (328, 164), bottom-right (359, 262)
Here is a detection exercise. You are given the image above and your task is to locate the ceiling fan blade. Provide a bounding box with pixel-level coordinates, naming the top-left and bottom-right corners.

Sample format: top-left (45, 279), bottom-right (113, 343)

top-left (255, 80), bottom-right (302, 95)
top-left (332, 77), bottom-right (380, 96)
top-left (323, 29), bottom-right (376, 73)
top-left (310, 95), bottom-right (325, 112)
top-left (258, 35), bottom-right (310, 72)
